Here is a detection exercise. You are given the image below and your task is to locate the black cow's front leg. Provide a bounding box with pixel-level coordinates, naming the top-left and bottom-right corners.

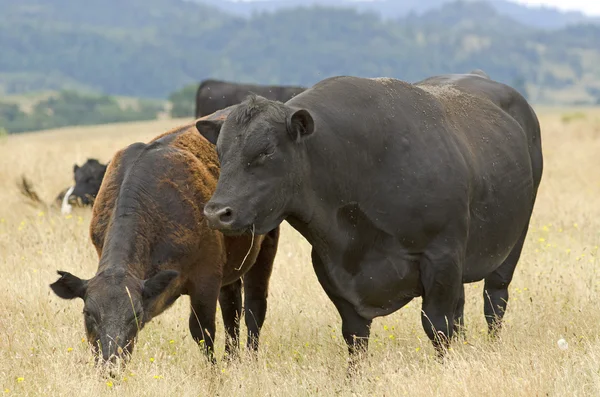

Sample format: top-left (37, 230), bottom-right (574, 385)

top-left (311, 250), bottom-right (372, 375)
top-left (419, 245), bottom-right (463, 357)
top-left (336, 299), bottom-right (372, 373)
top-left (219, 279), bottom-right (242, 359)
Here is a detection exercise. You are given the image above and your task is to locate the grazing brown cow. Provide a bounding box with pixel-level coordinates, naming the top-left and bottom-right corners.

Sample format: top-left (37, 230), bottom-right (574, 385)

top-left (50, 107), bottom-right (279, 364)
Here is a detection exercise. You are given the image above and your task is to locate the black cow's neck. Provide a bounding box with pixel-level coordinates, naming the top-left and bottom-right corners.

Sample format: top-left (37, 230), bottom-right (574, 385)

top-left (284, 134), bottom-right (350, 251)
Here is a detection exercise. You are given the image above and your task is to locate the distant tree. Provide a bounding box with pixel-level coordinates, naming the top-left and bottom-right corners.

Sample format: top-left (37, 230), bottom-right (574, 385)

top-left (0, 102), bottom-right (25, 122)
top-left (1, 91), bottom-right (160, 134)
top-left (168, 84), bottom-right (197, 118)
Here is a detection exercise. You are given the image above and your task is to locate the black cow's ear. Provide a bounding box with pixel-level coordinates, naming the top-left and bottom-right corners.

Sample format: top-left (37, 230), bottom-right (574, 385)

top-left (287, 109), bottom-right (315, 142)
top-left (142, 270), bottom-right (179, 301)
top-left (196, 119), bottom-right (224, 145)
top-left (50, 271), bottom-right (88, 300)
top-left (73, 164), bottom-right (80, 173)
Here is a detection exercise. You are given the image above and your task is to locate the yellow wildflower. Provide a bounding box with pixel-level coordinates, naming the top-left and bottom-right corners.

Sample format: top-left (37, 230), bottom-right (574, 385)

top-left (16, 378), bottom-right (24, 383)
top-left (67, 347), bottom-right (73, 352)
top-left (106, 381), bottom-right (113, 388)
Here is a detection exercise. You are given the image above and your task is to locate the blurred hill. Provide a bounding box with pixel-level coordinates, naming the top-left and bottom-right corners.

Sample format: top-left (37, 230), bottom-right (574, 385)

top-left (0, 0), bottom-right (599, 105)
top-left (198, 0), bottom-right (600, 29)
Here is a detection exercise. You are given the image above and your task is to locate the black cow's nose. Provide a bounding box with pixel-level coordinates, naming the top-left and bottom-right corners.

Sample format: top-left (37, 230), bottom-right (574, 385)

top-left (204, 204), bottom-right (235, 229)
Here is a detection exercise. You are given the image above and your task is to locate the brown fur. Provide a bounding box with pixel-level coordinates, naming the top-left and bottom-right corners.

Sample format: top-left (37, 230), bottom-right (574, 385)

top-left (80, 108), bottom-right (279, 361)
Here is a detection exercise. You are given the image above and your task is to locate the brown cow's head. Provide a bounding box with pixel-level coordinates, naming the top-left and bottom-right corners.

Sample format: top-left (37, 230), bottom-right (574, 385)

top-left (50, 268), bottom-right (178, 364)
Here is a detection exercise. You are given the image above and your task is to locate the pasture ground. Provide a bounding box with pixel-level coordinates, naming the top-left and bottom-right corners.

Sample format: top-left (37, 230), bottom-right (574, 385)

top-left (1, 108), bottom-right (600, 396)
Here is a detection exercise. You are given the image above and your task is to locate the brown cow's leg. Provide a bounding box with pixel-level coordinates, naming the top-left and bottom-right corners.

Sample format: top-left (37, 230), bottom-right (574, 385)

top-left (188, 286), bottom-right (219, 364)
top-left (243, 227), bottom-right (279, 352)
top-left (219, 279), bottom-right (242, 359)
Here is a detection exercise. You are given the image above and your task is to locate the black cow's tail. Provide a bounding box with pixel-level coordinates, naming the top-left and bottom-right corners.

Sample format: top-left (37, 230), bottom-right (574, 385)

top-left (17, 175), bottom-right (49, 209)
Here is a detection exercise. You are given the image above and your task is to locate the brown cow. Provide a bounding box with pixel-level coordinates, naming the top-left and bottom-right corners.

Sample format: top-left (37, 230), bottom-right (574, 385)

top-left (50, 107), bottom-right (279, 364)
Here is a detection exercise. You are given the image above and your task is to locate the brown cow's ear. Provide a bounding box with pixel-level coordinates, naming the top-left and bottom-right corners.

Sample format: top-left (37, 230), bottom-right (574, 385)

top-left (287, 109), bottom-right (315, 142)
top-left (142, 270), bottom-right (179, 301)
top-left (50, 271), bottom-right (88, 300)
top-left (196, 119), bottom-right (224, 145)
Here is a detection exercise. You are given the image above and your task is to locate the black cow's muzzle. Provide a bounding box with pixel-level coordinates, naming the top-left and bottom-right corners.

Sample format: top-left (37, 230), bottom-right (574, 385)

top-left (203, 202), bottom-right (235, 229)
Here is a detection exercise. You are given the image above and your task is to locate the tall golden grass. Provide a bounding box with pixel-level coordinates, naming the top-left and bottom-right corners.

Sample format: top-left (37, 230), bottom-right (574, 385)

top-left (1, 109), bottom-right (599, 396)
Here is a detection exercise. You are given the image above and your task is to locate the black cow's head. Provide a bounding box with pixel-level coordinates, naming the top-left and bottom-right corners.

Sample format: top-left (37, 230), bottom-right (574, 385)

top-left (49, 268), bottom-right (178, 364)
top-left (196, 95), bottom-right (314, 235)
top-left (68, 159), bottom-right (107, 206)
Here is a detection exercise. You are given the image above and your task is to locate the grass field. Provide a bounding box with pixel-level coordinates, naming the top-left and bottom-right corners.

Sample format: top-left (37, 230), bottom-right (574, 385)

top-left (1, 108), bottom-right (600, 396)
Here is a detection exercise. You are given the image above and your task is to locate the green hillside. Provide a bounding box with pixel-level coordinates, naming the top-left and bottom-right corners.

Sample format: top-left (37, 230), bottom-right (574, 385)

top-left (0, 0), bottom-right (599, 105)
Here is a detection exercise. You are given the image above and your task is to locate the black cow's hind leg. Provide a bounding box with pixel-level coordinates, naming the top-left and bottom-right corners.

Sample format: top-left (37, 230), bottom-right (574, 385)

top-left (483, 225), bottom-right (529, 337)
top-left (453, 284), bottom-right (466, 340)
top-left (419, 246), bottom-right (463, 357)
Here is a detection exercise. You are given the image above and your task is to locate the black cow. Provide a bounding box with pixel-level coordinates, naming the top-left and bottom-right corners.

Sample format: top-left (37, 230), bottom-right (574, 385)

top-left (195, 79), bottom-right (306, 118)
top-left (196, 72), bottom-right (544, 369)
top-left (56, 159), bottom-right (107, 212)
top-left (19, 158), bottom-right (107, 214)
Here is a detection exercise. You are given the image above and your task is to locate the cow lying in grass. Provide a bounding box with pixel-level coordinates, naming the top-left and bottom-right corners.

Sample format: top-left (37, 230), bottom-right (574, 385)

top-left (19, 158), bottom-right (107, 214)
top-left (50, 108), bottom-right (279, 364)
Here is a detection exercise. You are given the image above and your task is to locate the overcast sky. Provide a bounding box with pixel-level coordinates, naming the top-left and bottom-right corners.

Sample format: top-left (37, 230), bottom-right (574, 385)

top-left (513, 0), bottom-right (600, 15)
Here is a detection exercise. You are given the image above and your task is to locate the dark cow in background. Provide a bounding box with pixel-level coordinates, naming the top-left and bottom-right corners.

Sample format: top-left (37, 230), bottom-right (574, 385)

top-left (19, 158), bottom-right (108, 214)
top-left (197, 71), bottom-right (543, 370)
top-left (195, 79), bottom-right (306, 118)
top-left (57, 158), bottom-right (108, 209)
top-left (50, 107), bottom-right (280, 364)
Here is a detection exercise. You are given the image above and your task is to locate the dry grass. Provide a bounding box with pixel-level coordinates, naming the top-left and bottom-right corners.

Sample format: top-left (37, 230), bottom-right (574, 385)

top-left (1, 109), bottom-right (600, 396)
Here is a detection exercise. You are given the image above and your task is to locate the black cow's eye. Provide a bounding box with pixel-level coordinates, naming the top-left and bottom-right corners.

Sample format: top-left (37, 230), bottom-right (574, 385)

top-left (259, 148), bottom-right (274, 159)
